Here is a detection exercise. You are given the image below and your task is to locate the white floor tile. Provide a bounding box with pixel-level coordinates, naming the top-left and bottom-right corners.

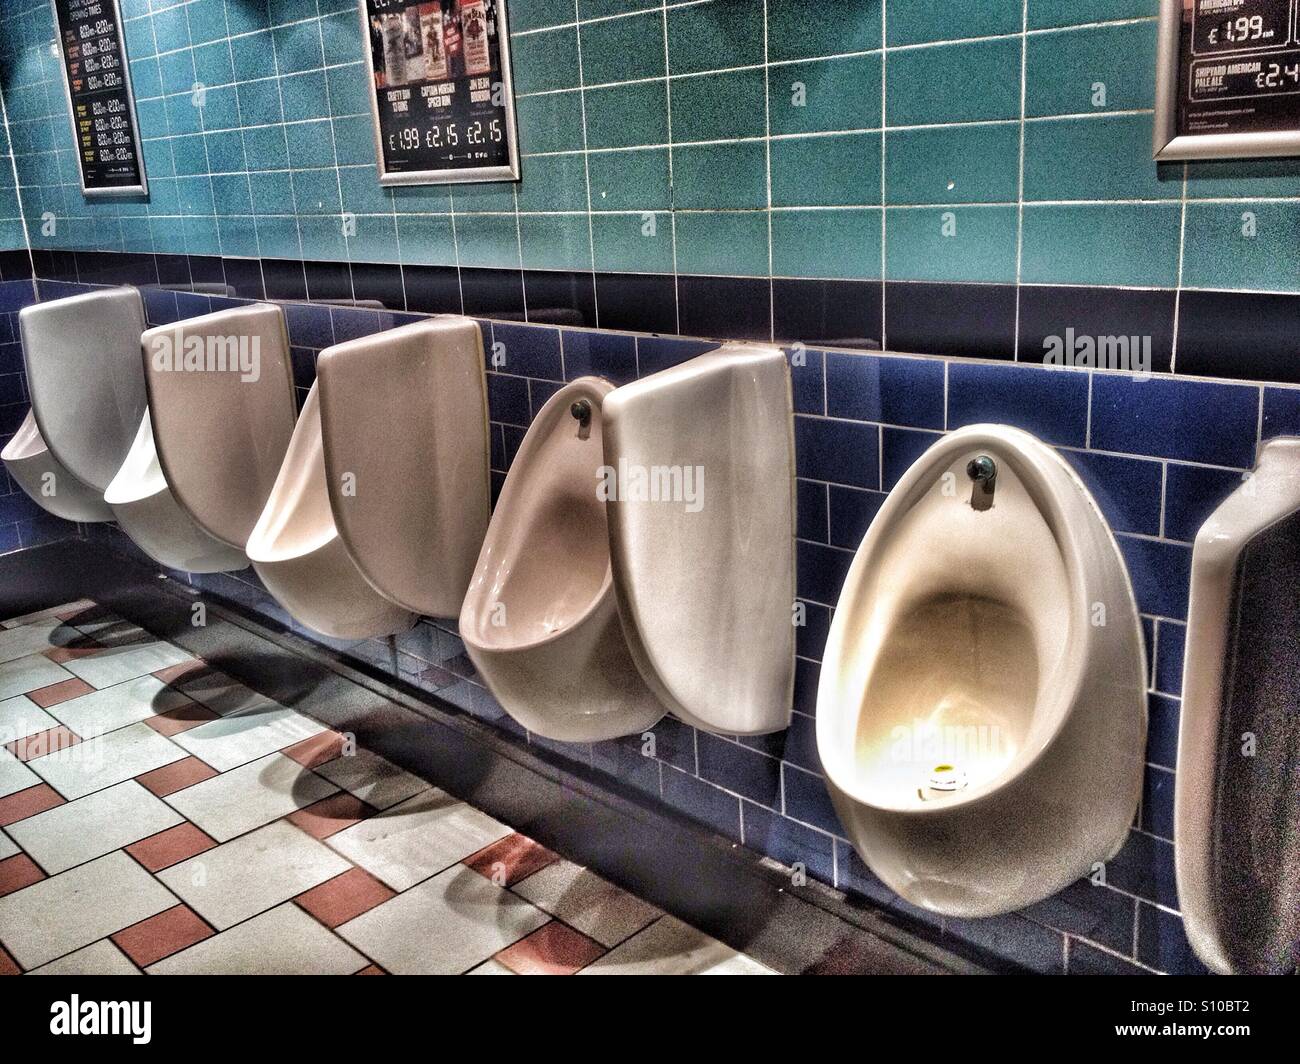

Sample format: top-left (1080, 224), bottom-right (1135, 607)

top-left (44, 676), bottom-right (193, 738)
top-left (1, 601), bottom-right (94, 630)
top-left (0, 828), bottom-right (18, 860)
top-left (0, 695), bottom-right (60, 744)
top-left (0, 654), bottom-right (72, 702)
top-left (171, 671), bottom-right (277, 717)
top-left (164, 752), bottom-right (338, 842)
top-left (61, 641), bottom-right (193, 690)
top-left (467, 958), bottom-right (516, 975)
top-left (157, 820), bottom-right (351, 930)
top-left (28, 721), bottom-right (189, 800)
top-left (6, 780), bottom-right (184, 875)
top-left (337, 864), bottom-right (549, 975)
top-left (29, 939), bottom-right (141, 975)
top-left (315, 747), bottom-right (430, 810)
top-left (577, 916), bottom-right (776, 975)
top-left (147, 903), bottom-right (367, 975)
top-left (168, 704), bottom-right (326, 771)
top-left (0, 747), bottom-right (40, 799)
top-left (327, 788), bottom-right (512, 891)
top-left (513, 860), bottom-right (661, 947)
top-left (0, 620), bottom-right (69, 665)
top-left (0, 850), bottom-right (177, 969)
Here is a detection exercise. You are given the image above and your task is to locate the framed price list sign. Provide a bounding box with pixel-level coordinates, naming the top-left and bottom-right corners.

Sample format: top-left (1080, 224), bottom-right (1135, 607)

top-left (51, 0), bottom-right (148, 197)
top-left (1156, 0), bottom-right (1300, 158)
top-left (359, 0), bottom-right (521, 185)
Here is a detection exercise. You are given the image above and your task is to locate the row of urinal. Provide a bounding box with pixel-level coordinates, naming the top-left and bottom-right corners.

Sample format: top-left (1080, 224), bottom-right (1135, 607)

top-left (0, 286), bottom-right (798, 746)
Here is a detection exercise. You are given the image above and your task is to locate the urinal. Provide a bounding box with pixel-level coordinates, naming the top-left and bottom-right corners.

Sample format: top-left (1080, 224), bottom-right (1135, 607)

top-left (141, 303), bottom-right (297, 550)
top-left (104, 410), bottom-right (247, 573)
top-left (460, 343), bottom-right (795, 742)
top-left (1, 411), bottom-right (114, 523)
top-left (246, 316), bottom-right (491, 639)
top-left (816, 424), bottom-right (1147, 918)
top-left (1176, 437), bottom-right (1300, 975)
top-left (246, 384), bottom-right (415, 640)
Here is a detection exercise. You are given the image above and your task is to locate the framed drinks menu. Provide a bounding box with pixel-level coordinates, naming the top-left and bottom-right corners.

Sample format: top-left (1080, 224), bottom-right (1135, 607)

top-left (1155, 0), bottom-right (1300, 158)
top-left (359, 0), bottom-right (521, 184)
top-left (51, 0), bottom-right (148, 197)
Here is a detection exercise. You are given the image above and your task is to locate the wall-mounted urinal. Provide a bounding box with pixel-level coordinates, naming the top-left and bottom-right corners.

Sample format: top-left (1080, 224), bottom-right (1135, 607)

top-left (460, 343), bottom-right (795, 743)
top-left (1176, 437), bottom-right (1300, 975)
top-left (246, 317), bottom-right (490, 640)
top-left (2, 287), bottom-right (147, 523)
top-left (141, 303), bottom-right (297, 551)
top-left (816, 424), bottom-right (1146, 918)
top-left (104, 410), bottom-right (247, 573)
top-left (2, 411), bottom-right (114, 522)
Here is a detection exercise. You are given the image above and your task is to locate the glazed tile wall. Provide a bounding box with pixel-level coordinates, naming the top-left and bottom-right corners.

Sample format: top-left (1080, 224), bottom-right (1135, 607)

top-left (3, 1), bottom-right (1300, 371)
top-left (25, 272), bottom-right (1288, 975)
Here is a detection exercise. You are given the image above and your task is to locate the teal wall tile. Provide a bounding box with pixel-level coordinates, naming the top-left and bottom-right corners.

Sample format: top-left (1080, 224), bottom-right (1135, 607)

top-left (516, 91), bottom-right (586, 154)
top-left (1028, 0), bottom-right (1156, 30)
top-left (887, 0), bottom-right (1021, 46)
top-left (579, 0), bottom-right (648, 19)
top-left (769, 53), bottom-right (882, 136)
top-left (521, 213), bottom-right (594, 271)
top-left (397, 214), bottom-right (457, 266)
top-left (771, 133), bottom-right (881, 207)
top-left (886, 205), bottom-right (1018, 283)
top-left (582, 11), bottom-right (665, 85)
top-left (886, 123), bottom-right (1019, 204)
top-left (671, 69), bottom-right (766, 142)
top-left (1021, 203), bottom-right (1181, 286)
top-left (588, 148), bottom-right (671, 211)
top-left (585, 81), bottom-right (669, 148)
top-left (674, 211), bottom-right (769, 276)
top-left (1181, 203), bottom-right (1300, 292)
top-left (453, 213), bottom-right (522, 270)
top-left (1185, 157), bottom-right (1300, 199)
top-left (772, 208), bottom-right (881, 279)
top-left (673, 141), bottom-right (768, 210)
top-left (591, 212), bottom-right (675, 273)
top-left (516, 153), bottom-right (590, 212)
top-left (512, 27), bottom-right (581, 94)
top-left (668, 0), bottom-right (764, 76)
top-left (887, 38), bottom-right (1022, 125)
top-left (1025, 22), bottom-right (1156, 117)
top-left (1023, 113), bottom-right (1179, 201)
top-left (512, 0), bottom-right (575, 33)
top-left (767, 0), bottom-right (882, 62)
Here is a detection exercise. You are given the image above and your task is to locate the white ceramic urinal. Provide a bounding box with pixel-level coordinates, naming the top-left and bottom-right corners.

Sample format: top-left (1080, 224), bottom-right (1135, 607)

top-left (603, 343), bottom-right (795, 734)
top-left (461, 343), bottom-right (796, 743)
top-left (1176, 437), bottom-right (1300, 975)
top-left (460, 377), bottom-right (663, 741)
top-left (1, 410), bottom-right (114, 522)
top-left (246, 384), bottom-right (415, 640)
top-left (246, 316), bottom-right (491, 640)
top-left (104, 410), bottom-right (246, 573)
top-left (141, 303), bottom-right (297, 550)
top-left (817, 424), bottom-right (1147, 918)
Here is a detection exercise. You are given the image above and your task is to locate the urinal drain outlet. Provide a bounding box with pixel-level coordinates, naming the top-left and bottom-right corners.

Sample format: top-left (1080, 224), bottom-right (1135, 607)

top-left (928, 764), bottom-right (968, 792)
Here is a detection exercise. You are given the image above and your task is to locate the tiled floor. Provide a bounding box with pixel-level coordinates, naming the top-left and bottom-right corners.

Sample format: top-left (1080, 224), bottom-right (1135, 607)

top-left (0, 601), bottom-right (774, 976)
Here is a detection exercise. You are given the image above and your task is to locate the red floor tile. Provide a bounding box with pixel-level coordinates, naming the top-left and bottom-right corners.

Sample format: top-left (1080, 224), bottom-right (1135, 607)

top-left (495, 921), bottom-right (606, 975)
top-left (26, 677), bottom-right (95, 709)
top-left (0, 944), bottom-right (19, 975)
top-left (0, 854), bottom-right (46, 898)
top-left (5, 726), bottom-right (81, 762)
top-left (126, 822), bottom-right (218, 872)
top-left (135, 756), bottom-right (218, 798)
top-left (142, 702), bottom-right (219, 737)
top-left (0, 784), bottom-right (65, 826)
top-left (295, 867), bottom-right (396, 929)
top-left (356, 964), bottom-right (386, 975)
top-left (52, 600), bottom-right (97, 622)
top-left (152, 660), bottom-right (208, 685)
top-left (112, 905), bottom-right (212, 968)
top-left (286, 793), bottom-right (374, 840)
top-left (282, 731), bottom-right (347, 769)
top-left (465, 832), bottom-right (560, 887)
top-left (42, 643), bottom-right (103, 664)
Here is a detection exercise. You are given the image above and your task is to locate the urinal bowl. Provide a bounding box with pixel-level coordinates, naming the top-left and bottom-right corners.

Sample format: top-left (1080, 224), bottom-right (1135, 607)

top-left (246, 384), bottom-right (415, 641)
top-left (460, 377), bottom-right (665, 743)
top-left (104, 411), bottom-right (247, 574)
top-left (2, 410), bottom-right (114, 523)
top-left (817, 424), bottom-right (1147, 917)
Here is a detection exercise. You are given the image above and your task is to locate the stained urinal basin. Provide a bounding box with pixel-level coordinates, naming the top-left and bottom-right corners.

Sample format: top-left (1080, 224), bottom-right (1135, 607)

top-left (817, 424), bottom-right (1147, 917)
top-left (104, 411), bottom-right (247, 573)
top-left (460, 377), bottom-right (665, 742)
top-left (1, 410), bottom-right (113, 523)
top-left (1176, 437), bottom-right (1300, 975)
top-left (20, 286), bottom-right (148, 495)
top-left (246, 384), bottom-right (415, 641)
